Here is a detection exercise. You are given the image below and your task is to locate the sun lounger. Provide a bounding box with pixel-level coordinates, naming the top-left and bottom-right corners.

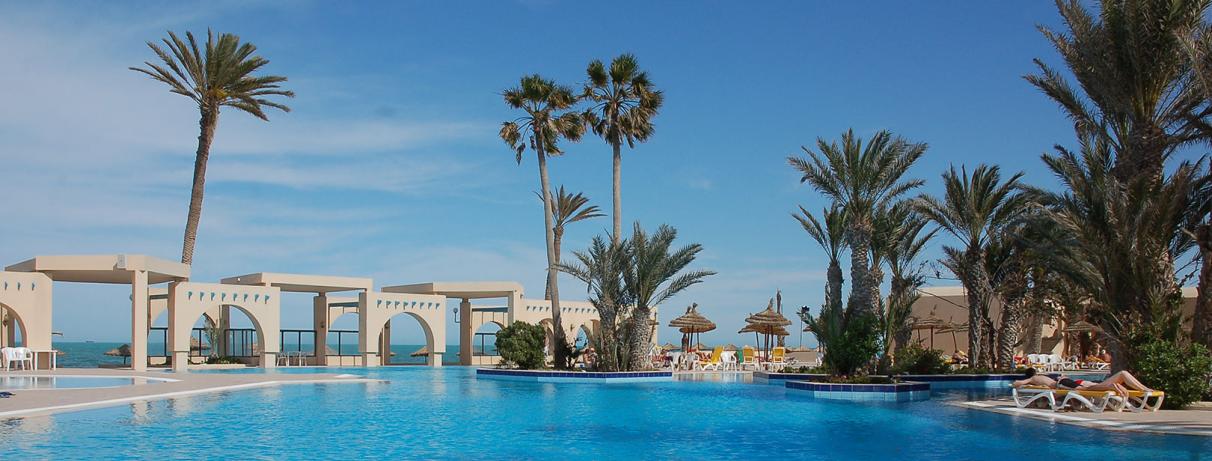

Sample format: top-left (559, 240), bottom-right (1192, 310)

top-left (739, 346), bottom-right (759, 371)
top-left (1011, 385), bottom-right (1124, 413)
top-left (766, 347), bottom-right (787, 372)
top-left (696, 346), bottom-right (724, 371)
top-left (1124, 390), bottom-right (1165, 412)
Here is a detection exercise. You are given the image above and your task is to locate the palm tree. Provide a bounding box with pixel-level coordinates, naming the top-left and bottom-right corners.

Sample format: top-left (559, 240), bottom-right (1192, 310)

top-left (131, 30), bottom-right (294, 265)
top-left (500, 75), bottom-right (585, 368)
top-left (1027, 0), bottom-right (1212, 184)
top-left (1036, 136), bottom-right (1202, 371)
top-left (583, 54), bottom-right (664, 241)
top-left (559, 235), bottom-right (632, 371)
top-left (538, 186), bottom-right (605, 300)
top-left (792, 205), bottom-right (847, 318)
top-left (788, 129), bottom-right (926, 317)
top-left (622, 223), bottom-right (715, 369)
top-left (880, 206), bottom-right (936, 358)
top-left (916, 164), bottom-right (1029, 369)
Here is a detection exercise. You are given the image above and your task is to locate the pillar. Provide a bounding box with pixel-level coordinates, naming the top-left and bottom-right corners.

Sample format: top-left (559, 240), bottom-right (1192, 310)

top-left (218, 305), bottom-right (231, 357)
top-left (131, 270), bottom-right (148, 371)
top-left (379, 322), bottom-right (392, 365)
top-left (262, 351), bottom-right (278, 368)
top-left (429, 351), bottom-right (443, 367)
top-left (313, 295), bottom-right (328, 365)
top-left (459, 298), bottom-right (472, 366)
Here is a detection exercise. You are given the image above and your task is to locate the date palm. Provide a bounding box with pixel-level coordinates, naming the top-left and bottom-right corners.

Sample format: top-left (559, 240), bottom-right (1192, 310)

top-left (500, 75), bottom-right (585, 368)
top-left (131, 30), bottom-right (294, 265)
top-left (538, 186), bottom-right (605, 299)
top-left (880, 206), bottom-right (935, 357)
top-left (622, 223), bottom-right (715, 369)
top-left (916, 164), bottom-right (1029, 369)
top-left (1027, 0), bottom-right (1212, 184)
top-left (583, 54), bottom-right (663, 241)
top-left (793, 205), bottom-right (847, 319)
top-left (788, 129), bottom-right (926, 317)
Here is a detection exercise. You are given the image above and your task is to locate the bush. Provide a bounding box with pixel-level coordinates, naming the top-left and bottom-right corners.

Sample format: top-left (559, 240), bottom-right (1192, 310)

top-left (205, 356), bottom-right (242, 365)
top-left (496, 321), bottom-right (547, 370)
top-left (891, 345), bottom-right (949, 375)
top-left (822, 313), bottom-right (881, 377)
top-left (1129, 338), bottom-right (1212, 409)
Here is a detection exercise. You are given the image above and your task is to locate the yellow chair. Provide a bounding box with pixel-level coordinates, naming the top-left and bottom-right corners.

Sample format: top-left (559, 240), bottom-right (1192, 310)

top-left (740, 346), bottom-right (759, 371)
top-left (697, 346), bottom-right (724, 371)
top-left (766, 347), bottom-right (787, 372)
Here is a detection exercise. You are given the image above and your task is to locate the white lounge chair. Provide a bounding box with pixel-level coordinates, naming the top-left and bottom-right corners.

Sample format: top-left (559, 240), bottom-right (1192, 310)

top-left (720, 351), bottom-right (737, 371)
top-left (1011, 385), bottom-right (1124, 413)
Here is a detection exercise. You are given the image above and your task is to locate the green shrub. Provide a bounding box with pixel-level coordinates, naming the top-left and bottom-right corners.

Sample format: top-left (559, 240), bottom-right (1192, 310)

top-left (205, 356), bottom-right (242, 365)
top-left (1129, 338), bottom-right (1212, 409)
top-left (891, 345), bottom-right (949, 375)
top-left (822, 313), bottom-right (881, 377)
top-left (496, 321), bottom-right (547, 370)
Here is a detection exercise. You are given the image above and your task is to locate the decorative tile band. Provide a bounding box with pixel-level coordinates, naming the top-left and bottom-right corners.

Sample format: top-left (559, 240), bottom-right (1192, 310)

top-left (785, 380), bottom-right (931, 402)
top-left (476, 368), bottom-right (672, 383)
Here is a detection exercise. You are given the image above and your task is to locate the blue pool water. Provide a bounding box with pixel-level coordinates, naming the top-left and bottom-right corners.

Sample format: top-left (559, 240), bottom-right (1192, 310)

top-left (1, 367), bottom-right (1208, 459)
top-left (0, 375), bottom-right (166, 390)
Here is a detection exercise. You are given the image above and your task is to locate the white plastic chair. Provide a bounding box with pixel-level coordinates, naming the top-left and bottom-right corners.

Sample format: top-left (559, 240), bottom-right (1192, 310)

top-left (667, 352), bottom-right (683, 370)
top-left (720, 351), bottom-right (737, 371)
top-left (3, 347), bottom-right (33, 370)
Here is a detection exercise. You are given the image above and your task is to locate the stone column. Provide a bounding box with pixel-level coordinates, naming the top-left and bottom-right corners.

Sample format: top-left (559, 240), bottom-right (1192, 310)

top-left (379, 321), bottom-right (392, 365)
top-left (459, 298), bottom-right (472, 366)
top-left (131, 270), bottom-right (148, 371)
top-left (313, 295), bottom-right (328, 365)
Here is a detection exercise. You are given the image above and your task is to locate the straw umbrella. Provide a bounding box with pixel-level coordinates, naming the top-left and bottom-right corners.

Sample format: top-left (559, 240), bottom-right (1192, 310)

top-left (744, 299), bottom-right (792, 358)
top-left (668, 303), bottom-right (716, 351)
top-left (660, 342), bottom-right (679, 351)
top-left (105, 344), bottom-right (131, 365)
top-left (1063, 320), bottom-right (1100, 358)
top-left (410, 345), bottom-right (430, 357)
top-left (910, 317), bottom-right (946, 350)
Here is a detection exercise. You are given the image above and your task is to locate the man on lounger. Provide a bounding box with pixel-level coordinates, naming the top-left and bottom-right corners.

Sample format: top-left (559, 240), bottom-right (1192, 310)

top-left (1011, 368), bottom-right (1155, 399)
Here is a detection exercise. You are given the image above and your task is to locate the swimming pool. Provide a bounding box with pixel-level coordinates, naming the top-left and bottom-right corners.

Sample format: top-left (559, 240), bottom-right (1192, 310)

top-left (0, 375), bottom-right (170, 391)
top-left (0, 367), bottom-right (1208, 459)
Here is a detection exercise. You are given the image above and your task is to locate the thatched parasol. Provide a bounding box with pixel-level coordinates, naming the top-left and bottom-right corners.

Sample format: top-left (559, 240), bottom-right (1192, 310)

top-left (105, 344), bottom-right (131, 364)
top-left (911, 317), bottom-right (946, 350)
top-left (660, 342), bottom-right (679, 351)
top-left (936, 321), bottom-right (968, 353)
top-left (723, 343), bottom-right (738, 351)
top-left (410, 345), bottom-right (430, 357)
top-left (743, 299), bottom-right (792, 357)
top-left (692, 342), bottom-right (709, 350)
top-left (1063, 320), bottom-right (1100, 333)
top-left (668, 303), bottom-right (716, 350)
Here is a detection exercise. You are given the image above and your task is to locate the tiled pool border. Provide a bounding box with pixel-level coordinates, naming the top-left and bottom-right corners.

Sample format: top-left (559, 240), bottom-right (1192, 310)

top-left (758, 371), bottom-right (1051, 390)
top-left (785, 380), bottom-right (931, 402)
top-left (475, 368), bottom-right (672, 383)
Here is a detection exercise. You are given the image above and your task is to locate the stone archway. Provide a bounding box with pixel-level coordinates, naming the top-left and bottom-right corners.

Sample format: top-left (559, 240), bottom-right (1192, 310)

top-left (168, 282), bottom-right (281, 371)
top-left (359, 292), bottom-right (446, 367)
top-left (0, 272), bottom-right (53, 353)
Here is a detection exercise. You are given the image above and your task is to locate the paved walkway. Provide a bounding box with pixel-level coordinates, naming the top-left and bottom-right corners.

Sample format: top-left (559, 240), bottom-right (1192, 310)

top-left (0, 368), bottom-right (380, 419)
top-left (958, 399), bottom-right (1212, 437)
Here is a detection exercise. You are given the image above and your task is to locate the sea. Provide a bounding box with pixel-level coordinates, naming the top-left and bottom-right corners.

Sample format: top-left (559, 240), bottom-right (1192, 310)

top-left (48, 342), bottom-right (491, 367)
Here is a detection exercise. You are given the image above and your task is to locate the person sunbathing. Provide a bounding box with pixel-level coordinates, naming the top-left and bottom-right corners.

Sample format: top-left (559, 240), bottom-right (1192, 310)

top-left (1011, 368), bottom-right (1154, 399)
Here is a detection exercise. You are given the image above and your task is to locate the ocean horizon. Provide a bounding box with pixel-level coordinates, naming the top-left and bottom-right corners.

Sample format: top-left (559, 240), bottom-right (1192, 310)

top-left (47, 341), bottom-right (490, 367)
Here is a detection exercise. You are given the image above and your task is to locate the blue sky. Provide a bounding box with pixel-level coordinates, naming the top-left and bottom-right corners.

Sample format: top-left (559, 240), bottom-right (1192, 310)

top-left (2, 1), bottom-right (1190, 346)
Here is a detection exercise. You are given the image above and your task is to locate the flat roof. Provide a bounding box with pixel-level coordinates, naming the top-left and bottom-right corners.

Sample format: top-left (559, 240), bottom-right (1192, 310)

top-left (220, 272), bottom-right (373, 293)
top-left (5, 255), bottom-right (190, 284)
top-left (383, 281), bottom-right (523, 299)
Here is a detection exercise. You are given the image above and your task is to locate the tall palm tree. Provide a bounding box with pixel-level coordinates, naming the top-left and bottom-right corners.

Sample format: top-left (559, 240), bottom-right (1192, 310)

top-left (788, 129), bottom-right (926, 317)
top-left (880, 207), bottom-right (936, 357)
top-left (583, 54), bottom-right (664, 241)
top-left (131, 30), bottom-right (294, 264)
top-left (793, 205), bottom-right (847, 318)
top-left (500, 75), bottom-right (585, 368)
top-left (1036, 136), bottom-right (1202, 371)
top-left (1027, 0), bottom-right (1212, 183)
top-left (916, 164), bottom-right (1029, 369)
top-left (538, 186), bottom-right (605, 299)
top-left (558, 234), bottom-right (632, 371)
top-left (622, 223), bottom-right (715, 369)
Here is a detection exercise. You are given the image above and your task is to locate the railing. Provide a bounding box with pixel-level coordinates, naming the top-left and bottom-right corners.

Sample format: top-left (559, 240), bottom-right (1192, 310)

top-left (280, 329), bottom-right (316, 355)
top-left (147, 327), bottom-right (208, 358)
top-left (474, 332), bottom-right (498, 357)
top-left (328, 329), bottom-right (358, 356)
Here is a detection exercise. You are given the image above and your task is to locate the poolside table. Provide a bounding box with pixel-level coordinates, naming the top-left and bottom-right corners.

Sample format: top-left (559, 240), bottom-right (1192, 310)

top-left (31, 349), bottom-right (57, 370)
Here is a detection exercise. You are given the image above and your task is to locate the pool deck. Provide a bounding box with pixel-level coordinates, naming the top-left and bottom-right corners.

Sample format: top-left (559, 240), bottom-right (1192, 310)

top-left (957, 399), bottom-right (1212, 437)
top-left (0, 368), bottom-right (381, 419)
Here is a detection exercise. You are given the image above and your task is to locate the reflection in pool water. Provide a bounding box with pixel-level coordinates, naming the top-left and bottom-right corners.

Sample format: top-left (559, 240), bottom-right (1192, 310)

top-left (0, 367), bottom-right (1209, 459)
top-left (0, 376), bottom-right (168, 390)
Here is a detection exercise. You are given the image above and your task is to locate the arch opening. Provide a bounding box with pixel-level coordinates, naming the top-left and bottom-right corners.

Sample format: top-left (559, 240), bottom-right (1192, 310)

top-left (0, 303), bottom-right (27, 348)
top-left (381, 312), bottom-right (437, 365)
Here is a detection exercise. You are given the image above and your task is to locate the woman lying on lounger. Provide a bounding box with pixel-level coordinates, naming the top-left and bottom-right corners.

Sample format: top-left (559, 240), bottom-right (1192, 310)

top-left (1011, 368), bottom-right (1154, 399)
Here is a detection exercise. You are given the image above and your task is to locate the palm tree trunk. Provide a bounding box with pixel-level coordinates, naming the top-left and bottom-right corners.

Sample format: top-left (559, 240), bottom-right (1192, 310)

top-left (826, 260), bottom-right (844, 313)
top-left (997, 300), bottom-right (1022, 369)
top-left (845, 219), bottom-right (874, 316)
top-left (963, 248), bottom-right (987, 368)
top-left (1024, 313), bottom-right (1044, 354)
top-left (1194, 225), bottom-right (1212, 349)
top-left (535, 142), bottom-right (566, 369)
top-left (612, 142), bottom-right (622, 243)
top-left (546, 227), bottom-right (564, 301)
top-left (181, 107), bottom-right (219, 265)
